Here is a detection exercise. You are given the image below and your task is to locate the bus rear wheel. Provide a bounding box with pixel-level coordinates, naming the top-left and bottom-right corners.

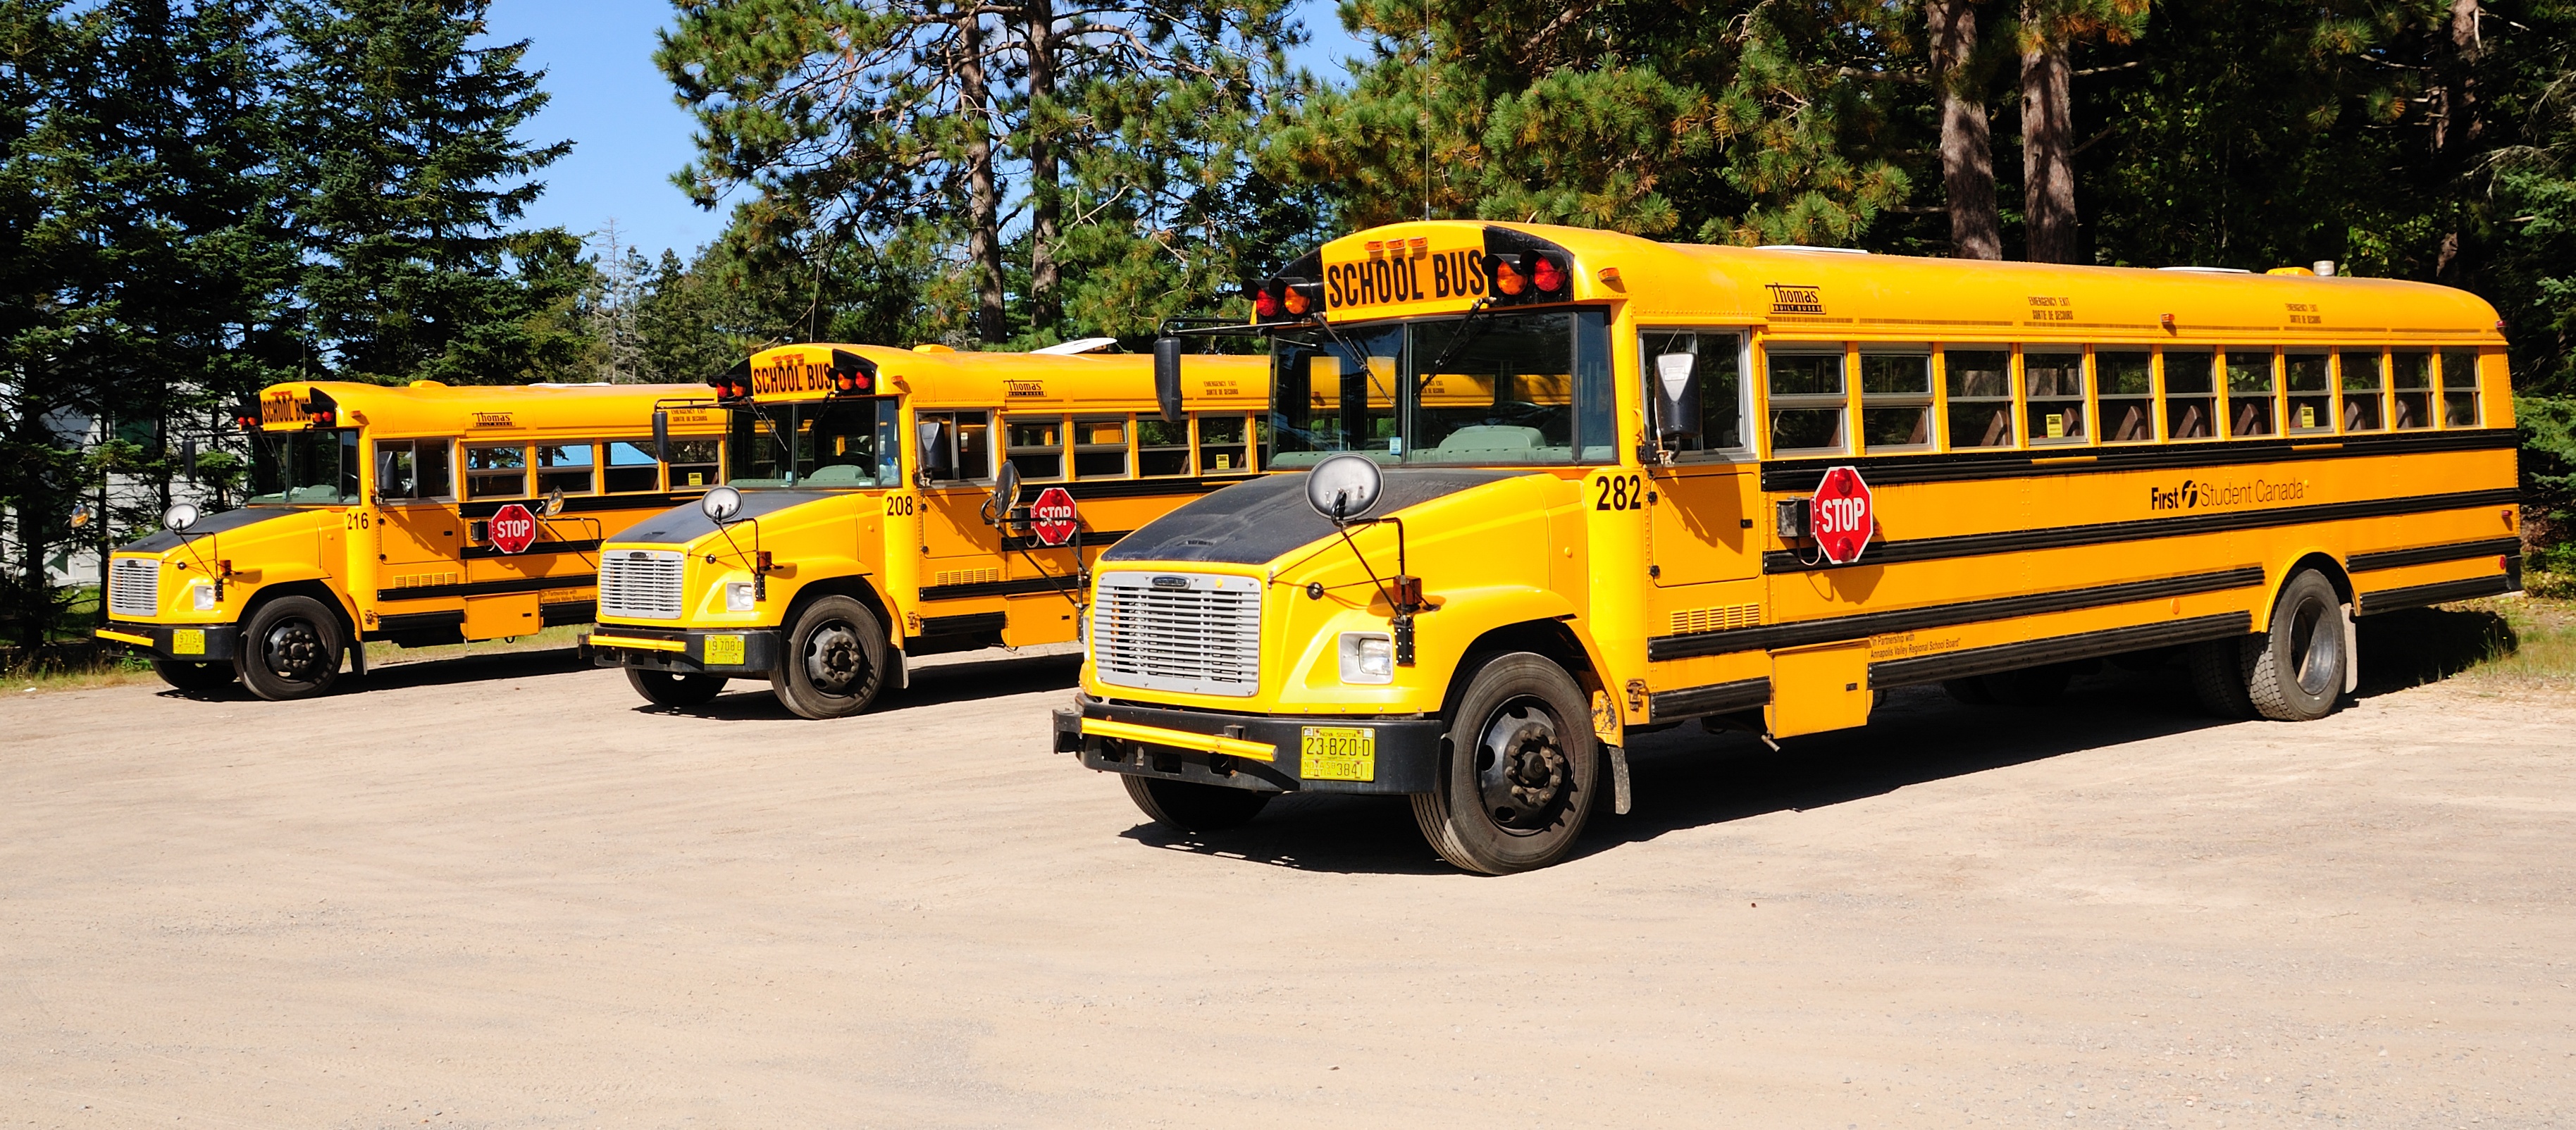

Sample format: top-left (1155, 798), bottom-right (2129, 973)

top-left (1412, 652), bottom-right (1599, 875)
top-left (151, 658), bottom-right (237, 694)
top-left (772, 595), bottom-right (887, 719)
top-left (1122, 775), bottom-right (1270, 832)
top-left (2244, 569), bottom-right (2348, 721)
top-left (239, 595), bottom-right (342, 700)
top-left (626, 666), bottom-right (726, 707)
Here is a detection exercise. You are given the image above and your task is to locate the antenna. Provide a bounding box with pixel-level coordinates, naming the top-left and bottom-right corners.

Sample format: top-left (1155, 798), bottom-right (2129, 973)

top-left (1423, 0), bottom-right (1432, 221)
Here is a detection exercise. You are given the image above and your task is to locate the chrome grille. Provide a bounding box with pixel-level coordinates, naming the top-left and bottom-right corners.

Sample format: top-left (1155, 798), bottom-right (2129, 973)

top-left (597, 550), bottom-right (685, 620)
top-left (109, 557), bottom-right (160, 619)
top-left (1091, 571), bottom-right (1261, 697)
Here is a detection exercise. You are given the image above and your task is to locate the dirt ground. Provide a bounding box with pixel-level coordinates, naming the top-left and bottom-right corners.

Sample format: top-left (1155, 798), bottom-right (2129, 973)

top-left (1, 616), bottom-right (2570, 1129)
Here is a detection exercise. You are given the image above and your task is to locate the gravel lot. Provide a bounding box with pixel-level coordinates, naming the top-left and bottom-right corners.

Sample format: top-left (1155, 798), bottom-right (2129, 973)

top-left (1, 619), bottom-right (2570, 1129)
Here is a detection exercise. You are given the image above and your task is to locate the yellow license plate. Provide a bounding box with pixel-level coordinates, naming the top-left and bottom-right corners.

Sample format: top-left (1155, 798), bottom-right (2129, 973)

top-left (170, 628), bottom-right (204, 656)
top-left (702, 634), bottom-right (745, 665)
top-left (1299, 726), bottom-right (1376, 782)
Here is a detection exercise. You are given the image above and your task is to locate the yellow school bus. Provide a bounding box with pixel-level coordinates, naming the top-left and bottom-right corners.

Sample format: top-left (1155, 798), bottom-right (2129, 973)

top-left (584, 343), bottom-right (1268, 718)
top-left (94, 380), bottom-right (728, 699)
top-left (1054, 220), bottom-right (2524, 873)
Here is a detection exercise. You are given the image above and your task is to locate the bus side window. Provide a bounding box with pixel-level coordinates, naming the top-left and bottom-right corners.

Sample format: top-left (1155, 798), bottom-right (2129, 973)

top-left (1073, 416), bottom-right (1129, 478)
top-left (466, 445), bottom-right (528, 499)
top-left (2098, 351), bottom-right (2154, 442)
top-left (2392, 352), bottom-right (2434, 429)
top-left (375, 438), bottom-right (452, 502)
top-left (2286, 352), bottom-right (2332, 433)
top-left (1642, 330), bottom-right (1745, 457)
top-left (2162, 349), bottom-right (2216, 440)
top-left (1198, 415), bottom-right (1251, 473)
top-left (1943, 347), bottom-right (2013, 448)
top-left (2024, 349), bottom-right (2085, 444)
top-left (1858, 349), bottom-right (1932, 452)
top-left (2224, 348), bottom-right (2277, 438)
top-left (1139, 418), bottom-right (1191, 476)
top-left (1766, 349), bottom-right (1845, 455)
top-left (916, 411), bottom-right (993, 482)
top-left (1005, 416), bottom-right (1064, 481)
top-left (2339, 351), bottom-right (2384, 432)
top-left (604, 441), bottom-right (661, 492)
top-left (538, 442), bottom-right (596, 495)
top-left (667, 440), bottom-right (720, 489)
top-left (2440, 350), bottom-right (2479, 427)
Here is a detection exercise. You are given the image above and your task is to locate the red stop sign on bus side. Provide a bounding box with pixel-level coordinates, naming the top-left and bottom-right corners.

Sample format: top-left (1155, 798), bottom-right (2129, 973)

top-left (489, 502), bottom-right (540, 554)
top-left (1809, 466), bottom-right (1873, 565)
top-left (1029, 486), bottom-right (1079, 547)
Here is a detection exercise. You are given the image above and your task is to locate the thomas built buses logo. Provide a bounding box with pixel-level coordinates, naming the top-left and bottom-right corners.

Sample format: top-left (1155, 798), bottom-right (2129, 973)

top-left (2149, 478), bottom-right (2308, 511)
top-left (1766, 283), bottom-right (1825, 315)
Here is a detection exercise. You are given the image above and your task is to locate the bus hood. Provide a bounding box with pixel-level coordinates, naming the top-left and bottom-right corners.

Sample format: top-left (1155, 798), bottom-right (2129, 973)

top-left (1101, 467), bottom-right (1525, 567)
top-left (116, 506), bottom-right (311, 554)
top-left (612, 489), bottom-right (841, 547)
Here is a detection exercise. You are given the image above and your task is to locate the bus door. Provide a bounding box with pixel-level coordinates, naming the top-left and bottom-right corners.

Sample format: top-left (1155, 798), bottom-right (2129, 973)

top-left (1640, 330), bottom-right (1760, 590)
top-left (371, 437), bottom-right (461, 589)
top-left (909, 408), bottom-right (1005, 622)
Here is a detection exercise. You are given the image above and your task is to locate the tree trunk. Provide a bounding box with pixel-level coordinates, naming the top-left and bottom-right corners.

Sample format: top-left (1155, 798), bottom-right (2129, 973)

top-left (958, 10), bottom-right (1008, 344)
top-left (1928, 0), bottom-right (2001, 260)
top-left (2432, 0), bottom-right (2482, 282)
top-left (2019, 13), bottom-right (2078, 264)
top-left (1022, 0), bottom-right (1060, 330)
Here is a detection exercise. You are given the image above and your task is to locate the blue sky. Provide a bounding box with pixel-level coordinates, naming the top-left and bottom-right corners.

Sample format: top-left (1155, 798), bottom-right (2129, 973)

top-left (484, 1), bottom-right (1372, 262)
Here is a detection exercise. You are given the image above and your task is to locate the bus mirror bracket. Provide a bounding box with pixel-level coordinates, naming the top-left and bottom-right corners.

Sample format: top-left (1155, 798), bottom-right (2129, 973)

top-left (1152, 336), bottom-right (1186, 424)
top-left (915, 420), bottom-right (952, 488)
top-left (652, 409), bottom-right (671, 465)
top-left (1652, 352), bottom-right (1700, 462)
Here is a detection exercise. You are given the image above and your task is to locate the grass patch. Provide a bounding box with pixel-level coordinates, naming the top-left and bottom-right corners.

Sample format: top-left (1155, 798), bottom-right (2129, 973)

top-left (6, 623), bottom-right (591, 696)
top-left (2448, 588), bottom-right (2576, 695)
top-left (5, 654), bottom-right (165, 695)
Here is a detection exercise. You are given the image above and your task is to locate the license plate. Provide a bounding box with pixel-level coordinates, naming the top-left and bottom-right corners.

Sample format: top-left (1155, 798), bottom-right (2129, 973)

top-left (1299, 726), bottom-right (1376, 782)
top-left (170, 628), bottom-right (204, 656)
top-left (703, 634), bottom-right (745, 666)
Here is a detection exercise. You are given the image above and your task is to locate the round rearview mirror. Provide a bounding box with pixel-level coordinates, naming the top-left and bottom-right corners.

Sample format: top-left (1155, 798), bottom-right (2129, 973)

top-left (700, 484), bottom-right (743, 524)
top-left (162, 502), bottom-right (199, 533)
top-left (68, 502), bottom-right (94, 530)
top-left (1305, 453), bottom-right (1384, 523)
top-left (985, 459), bottom-right (1023, 526)
top-left (543, 487), bottom-right (566, 518)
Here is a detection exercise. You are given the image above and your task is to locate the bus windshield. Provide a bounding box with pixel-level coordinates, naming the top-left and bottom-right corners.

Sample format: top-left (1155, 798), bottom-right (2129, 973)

top-left (1268, 308), bottom-right (1614, 466)
top-left (728, 397), bottom-right (903, 488)
top-left (245, 429), bottom-right (360, 504)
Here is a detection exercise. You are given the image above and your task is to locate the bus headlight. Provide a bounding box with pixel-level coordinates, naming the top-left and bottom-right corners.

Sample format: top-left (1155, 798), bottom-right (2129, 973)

top-left (1338, 632), bottom-right (1394, 684)
top-left (190, 581), bottom-right (217, 611)
top-left (724, 581), bottom-right (757, 611)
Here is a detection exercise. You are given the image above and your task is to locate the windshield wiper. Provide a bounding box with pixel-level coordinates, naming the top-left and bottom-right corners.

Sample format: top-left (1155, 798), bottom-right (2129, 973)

top-left (1425, 297), bottom-right (1499, 375)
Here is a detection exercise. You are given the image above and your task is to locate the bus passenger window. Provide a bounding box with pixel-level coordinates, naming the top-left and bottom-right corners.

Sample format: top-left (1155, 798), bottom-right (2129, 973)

top-left (2339, 351), bottom-right (2384, 432)
top-left (1007, 417), bottom-right (1065, 480)
top-left (374, 439), bottom-right (452, 501)
top-left (1766, 350), bottom-right (1845, 454)
top-left (2024, 349), bottom-right (2086, 444)
top-left (2098, 352), bottom-right (2154, 442)
top-left (466, 445), bottom-right (528, 499)
top-left (1640, 330), bottom-right (1745, 456)
top-left (1198, 415), bottom-right (1251, 473)
top-left (605, 442), bottom-right (661, 492)
top-left (2162, 349), bottom-right (2216, 440)
top-left (2440, 351), bottom-right (2479, 427)
top-left (916, 411), bottom-right (993, 483)
top-left (1858, 351), bottom-right (1931, 451)
top-left (1139, 418), bottom-right (1191, 476)
top-left (667, 440), bottom-right (719, 489)
top-left (1944, 349), bottom-right (2013, 448)
top-left (1073, 417), bottom-right (1129, 478)
top-left (2286, 352), bottom-right (2332, 433)
top-left (2392, 352), bottom-right (2433, 429)
top-left (2224, 349), bottom-right (2277, 437)
top-left (538, 443), bottom-right (596, 495)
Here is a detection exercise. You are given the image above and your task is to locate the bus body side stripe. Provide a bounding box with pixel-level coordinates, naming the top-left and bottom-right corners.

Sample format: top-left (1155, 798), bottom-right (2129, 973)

top-left (1869, 612), bottom-right (2252, 689)
top-left (2347, 535), bottom-right (2522, 573)
top-left (1763, 488), bottom-right (2519, 575)
top-left (376, 573), bottom-right (597, 601)
top-left (1757, 427), bottom-right (2518, 493)
top-left (2355, 573), bottom-right (2518, 615)
top-left (1647, 566), bottom-right (2263, 662)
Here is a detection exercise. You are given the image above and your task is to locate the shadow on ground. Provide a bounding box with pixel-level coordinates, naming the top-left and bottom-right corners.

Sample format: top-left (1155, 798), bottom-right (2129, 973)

top-left (637, 650), bottom-right (1083, 720)
top-left (2354, 606), bottom-right (2515, 695)
top-left (150, 646), bottom-right (592, 702)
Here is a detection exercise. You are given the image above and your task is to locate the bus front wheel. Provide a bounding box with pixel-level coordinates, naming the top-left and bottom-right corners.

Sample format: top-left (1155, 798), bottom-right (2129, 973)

top-left (1122, 775), bottom-right (1270, 831)
top-left (151, 658), bottom-right (238, 695)
top-left (772, 595), bottom-right (887, 719)
top-left (626, 666), bottom-right (726, 707)
top-left (239, 595), bottom-right (342, 700)
top-left (1413, 652), bottom-right (1599, 875)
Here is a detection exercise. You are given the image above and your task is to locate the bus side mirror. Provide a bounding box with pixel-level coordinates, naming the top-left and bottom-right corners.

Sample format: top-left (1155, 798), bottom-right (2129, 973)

top-left (915, 421), bottom-right (952, 483)
top-left (1153, 336), bottom-right (1185, 424)
top-left (984, 459), bottom-right (1022, 528)
top-left (181, 437), bottom-right (198, 483)
top-left (651, 409), bottom-right (671, 465)
top-left (1654, 353), bottom-right (1702, 443)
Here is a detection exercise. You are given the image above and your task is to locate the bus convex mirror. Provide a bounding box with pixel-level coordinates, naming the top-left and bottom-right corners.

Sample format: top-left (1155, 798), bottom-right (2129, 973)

top-left (701, 484), bottom-right (743, 525)
top-left (652, 409), bottom-right (671, 465)
top-left (1654, 353), bottom-right (1701, 442)
top-left (163, 502), bottom-right (199, 533)
top-left (1152, 336), bottom-right (1186, 424)
top-left (68, 502), bottom-right (93, 530)
top-left (984, 459), bottom-right (1022, 527)
top-left (543, 488), bottom-right (566, 518)
top-left (1305, 453), bottom-right (1383, 524)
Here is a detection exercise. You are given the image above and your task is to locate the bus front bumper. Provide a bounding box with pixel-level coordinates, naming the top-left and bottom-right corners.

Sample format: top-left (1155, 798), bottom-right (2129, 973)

top-left (585, 626), bottom-right (782, 676)
top-left (96, 621), bottom-right (237, 662)
top-left (1055, 694), bottom-right (1444, 796)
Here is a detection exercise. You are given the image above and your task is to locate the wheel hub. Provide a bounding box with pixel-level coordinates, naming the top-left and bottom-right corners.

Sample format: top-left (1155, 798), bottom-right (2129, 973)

top-left (263, 620), bottom-right (327, 682)
top-left (2289, 595), bottom-right (2341, 696)
top-left (805, 622), bottom-right (865, 694)
top-left (1477, 704), bottom-right (1568, 828)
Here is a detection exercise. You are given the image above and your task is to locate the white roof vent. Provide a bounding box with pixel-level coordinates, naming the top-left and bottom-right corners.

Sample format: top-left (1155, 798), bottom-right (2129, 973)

top-left (2156, 266), bottom-right (2253, 274)
top-left (1032, 336), bottom-right (1120, 355)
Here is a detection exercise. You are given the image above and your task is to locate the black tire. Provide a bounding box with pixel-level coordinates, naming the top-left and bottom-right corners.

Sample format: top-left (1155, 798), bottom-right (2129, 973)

top-left (626, 666), bottom-right (726, 707)
top-left (2186, 638), bottom-right (2258, 719)
top-left (1121, 775), bottom-right (1271, 831)
top-left (151, 658), bottom-right (237, 694)
top-left (1411, 652), bottom-right (1599, 875)
top-left (2246, 569), bottom-right (2348, 721)
top-left (770, 595), bottom-right (888, 719)
top-left (1985, 663), bottom-right (2072, 706)
top-left (239, 595), bottom-right (343, 701)
top-left (1941, 676), bottom-right (1998, 705)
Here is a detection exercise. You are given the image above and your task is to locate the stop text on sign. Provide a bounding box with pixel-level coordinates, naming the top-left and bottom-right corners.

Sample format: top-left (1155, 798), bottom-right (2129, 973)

top-left (1807, 465), bottom-right (1874, 566)
top-left (488, 503), bottom-right (538, 554)
top-left (1029, 486), bottom-right (1079, 547)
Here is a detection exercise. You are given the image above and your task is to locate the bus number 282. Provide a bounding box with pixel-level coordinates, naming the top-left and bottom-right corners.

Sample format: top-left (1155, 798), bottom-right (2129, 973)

top-left (1594, 474), bottom-right (1645, 511)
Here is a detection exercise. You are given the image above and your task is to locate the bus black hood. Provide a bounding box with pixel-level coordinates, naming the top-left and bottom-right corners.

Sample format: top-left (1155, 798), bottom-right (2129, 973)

top-left (118, 506), bottom-right (306, 554)
top-left (614, 490), bottom-right (838, 545)
top-left (1103, 467), bottom-right (1523, 566)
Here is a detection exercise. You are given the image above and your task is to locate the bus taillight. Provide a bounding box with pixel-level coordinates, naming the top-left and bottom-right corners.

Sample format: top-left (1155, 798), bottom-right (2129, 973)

top-left (1531, 256), bottom-right (1566, 295)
